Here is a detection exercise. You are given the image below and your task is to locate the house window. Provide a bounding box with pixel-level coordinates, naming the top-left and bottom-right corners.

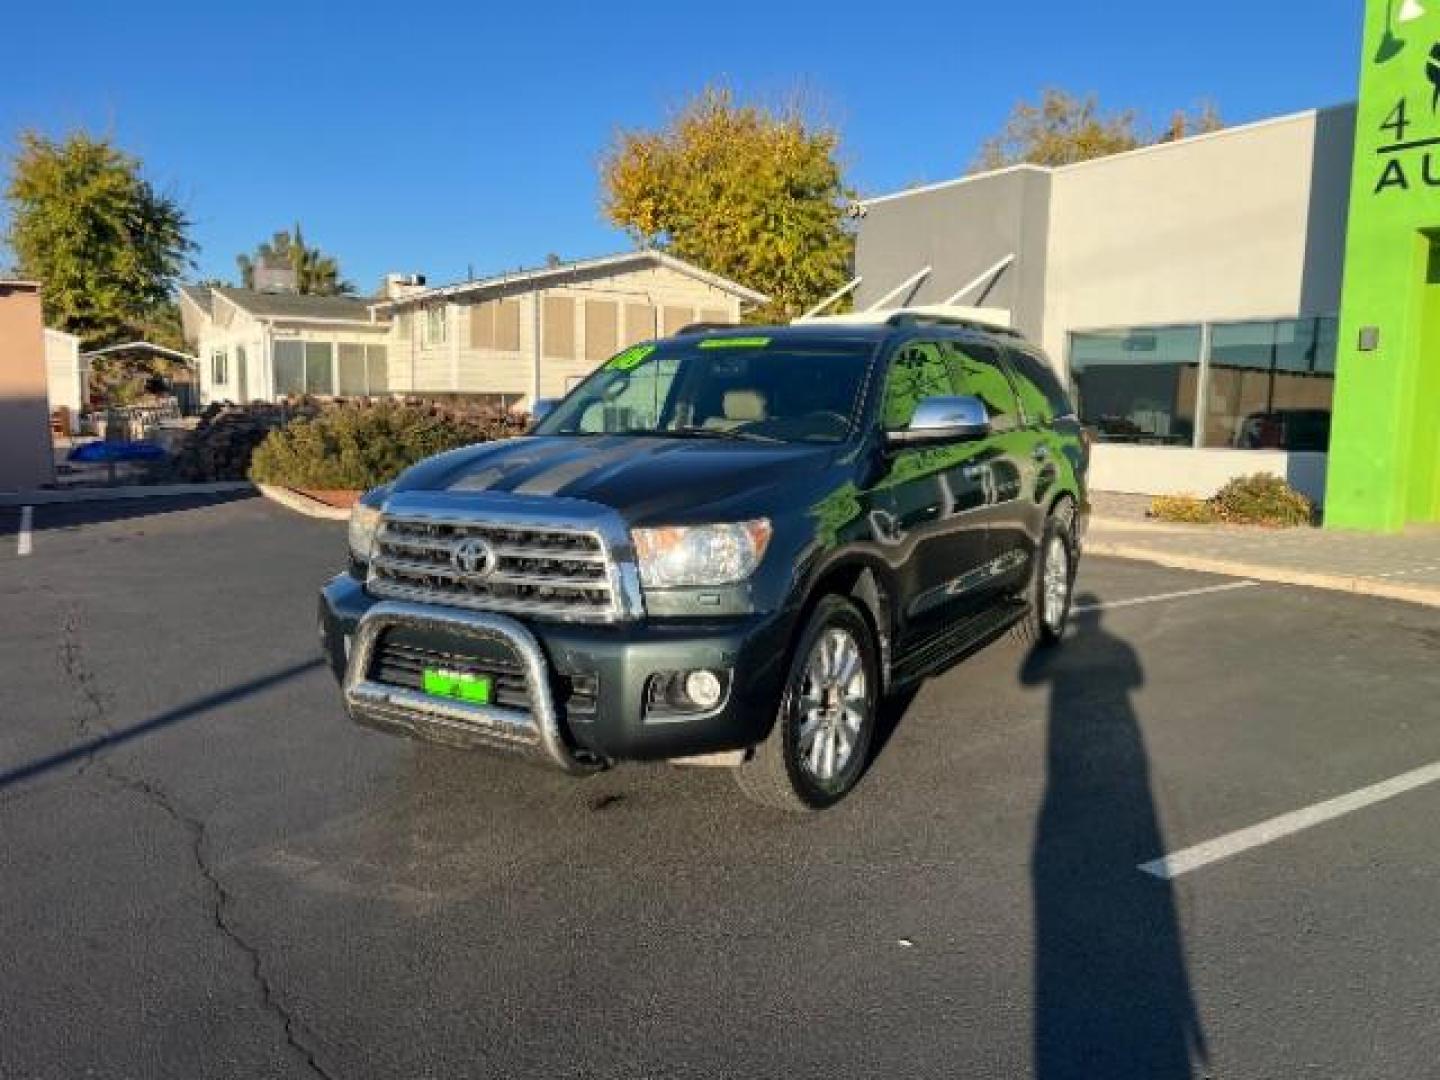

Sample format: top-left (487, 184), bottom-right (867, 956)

top-left (339, 343), bottom-right (388, 395)
top-left (543, 296), bottom-right (575, 358)
top-left (304, 342), bottom-right (335, 396)
top-left (211, 349), bottom-right (228, 385)
top-left (274, 341), bottom-right (305, 397)
top-left (423, 304), bottom-right (447, 346)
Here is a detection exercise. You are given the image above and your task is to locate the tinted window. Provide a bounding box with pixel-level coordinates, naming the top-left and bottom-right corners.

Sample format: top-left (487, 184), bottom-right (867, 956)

top-left (1068, 326), bottom-right (1202, 445)
top-left (1006, 347), bottom-right (1073, 424)
top-left (881, 339), bottom-right (1020, 433)
top-left (944, 340), bottom-right (1020, 433)
top-left (880, 341), bottom-right (952, 429)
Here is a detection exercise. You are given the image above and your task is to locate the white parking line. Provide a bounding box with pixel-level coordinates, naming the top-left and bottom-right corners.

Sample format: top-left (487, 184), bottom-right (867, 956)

top-left (1141, 759), bottom-right (1440, 880)
top-left (17, 506), bottom-right (33, 556)
top-left (1072, 580), bottom-right (1255, 613)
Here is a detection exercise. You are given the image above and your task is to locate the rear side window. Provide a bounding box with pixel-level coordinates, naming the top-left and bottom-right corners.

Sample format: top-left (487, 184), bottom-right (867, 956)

top-left (1006, 347), bottom-right (1074, 425)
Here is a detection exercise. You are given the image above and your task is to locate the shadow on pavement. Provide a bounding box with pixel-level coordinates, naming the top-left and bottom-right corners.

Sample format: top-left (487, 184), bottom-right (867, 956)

top-left (1021, 593), bottom-right (1207, 1078)
top-left (3, 490), bottom-right (259, 538)
top-left (0, 657), bottom-right (324, 791)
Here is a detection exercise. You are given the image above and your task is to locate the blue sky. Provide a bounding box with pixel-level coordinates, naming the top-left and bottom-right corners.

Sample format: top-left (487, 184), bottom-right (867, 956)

top-left (3, 0), bottom-right (1364, 292)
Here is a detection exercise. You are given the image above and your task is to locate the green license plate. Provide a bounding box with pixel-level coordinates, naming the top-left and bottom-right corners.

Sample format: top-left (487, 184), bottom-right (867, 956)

top-left (421, 668), bottom-right (492, 704)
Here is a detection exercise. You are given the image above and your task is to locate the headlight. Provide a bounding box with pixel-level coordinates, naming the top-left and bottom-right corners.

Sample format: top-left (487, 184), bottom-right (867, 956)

top-left (348, 502), bottom-right (383, 564)
top-left (631, 520), bottom-right (772, 588)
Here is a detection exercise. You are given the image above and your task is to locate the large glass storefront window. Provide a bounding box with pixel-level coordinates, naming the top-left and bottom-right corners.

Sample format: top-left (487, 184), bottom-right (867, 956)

top-left (1069, 327), bottom-right (1201, 445)
top-left (1204, 317), bottom-right (1336, 452)
top-left (1069, 317), bottom-right (1336, 452)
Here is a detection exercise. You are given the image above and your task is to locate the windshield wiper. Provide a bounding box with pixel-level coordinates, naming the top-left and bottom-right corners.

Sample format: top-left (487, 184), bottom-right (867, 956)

top-left (624, 427), bottom-right (784, 444)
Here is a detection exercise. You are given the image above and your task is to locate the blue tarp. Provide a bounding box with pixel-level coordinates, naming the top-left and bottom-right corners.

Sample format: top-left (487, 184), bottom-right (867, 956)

top-left (68, 441), bottom-right (167, 463)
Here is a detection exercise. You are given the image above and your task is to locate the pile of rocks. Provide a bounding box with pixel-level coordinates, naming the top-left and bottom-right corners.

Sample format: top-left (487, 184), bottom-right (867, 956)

top-left (171, 401), bottom-right (320, 482)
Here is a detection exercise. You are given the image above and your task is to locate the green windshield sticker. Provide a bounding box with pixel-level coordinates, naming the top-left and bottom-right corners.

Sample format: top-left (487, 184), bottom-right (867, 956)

top-left (607, 344), bottom-right (656, 372)
top-left (698, 336), bottom-right (771, 350)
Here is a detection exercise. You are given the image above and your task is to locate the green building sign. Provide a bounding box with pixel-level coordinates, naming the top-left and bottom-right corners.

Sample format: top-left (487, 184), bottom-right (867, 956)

top-left (1327, 0), bottom-right (1440, 530)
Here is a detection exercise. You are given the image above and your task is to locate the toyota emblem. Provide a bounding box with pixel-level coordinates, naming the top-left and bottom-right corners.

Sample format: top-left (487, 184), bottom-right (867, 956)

top-left (451, 537), bottom-right (497, 578)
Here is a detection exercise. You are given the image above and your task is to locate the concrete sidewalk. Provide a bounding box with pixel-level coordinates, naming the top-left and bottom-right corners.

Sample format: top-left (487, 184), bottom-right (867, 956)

top-left (1088, 516), bottom-right (1440, 608)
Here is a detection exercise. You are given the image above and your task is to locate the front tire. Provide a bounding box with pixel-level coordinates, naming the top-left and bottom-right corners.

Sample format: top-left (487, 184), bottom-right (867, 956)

top-left (734, 596), bottom-right (878, 813)
top-left (1011, 505), bottom-right (1077, 647)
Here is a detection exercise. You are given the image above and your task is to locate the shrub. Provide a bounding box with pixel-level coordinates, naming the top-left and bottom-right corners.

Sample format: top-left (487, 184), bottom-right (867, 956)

top-left (1148, 473), bottom-right (1314, 528)
top-left (247, 400), bottom-right (525, 491)
top-left (1212, 473), bottom-right (1315, 527)
top-left (1147, 495), bottom-right (1220, 524)
top-left (172, 401), bottom-right (319, 481)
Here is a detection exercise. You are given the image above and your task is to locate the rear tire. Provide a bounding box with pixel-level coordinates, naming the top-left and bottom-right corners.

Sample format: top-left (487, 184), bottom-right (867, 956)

top-left (1011, 504), bottom-right (1077, 647)
top-left (734, 596), bottom-right (878, 813)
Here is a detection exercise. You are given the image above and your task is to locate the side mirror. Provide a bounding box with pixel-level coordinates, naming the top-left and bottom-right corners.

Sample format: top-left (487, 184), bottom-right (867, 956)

top-left (885, 395), bottom-right (991, 449)
top-left (529, 397), bottom-right (560, 426)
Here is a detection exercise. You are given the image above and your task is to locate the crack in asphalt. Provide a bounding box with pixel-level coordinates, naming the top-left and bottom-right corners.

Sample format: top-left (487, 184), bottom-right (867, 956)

top-left (57, 604), bottom-right (337, 1080)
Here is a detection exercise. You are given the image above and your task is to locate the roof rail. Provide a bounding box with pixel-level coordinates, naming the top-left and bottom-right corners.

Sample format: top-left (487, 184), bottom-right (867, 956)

top-left (885, 311), bottom-right (1022, 338)
top-left (675, 321), bottom-right (738, 335)
top-left (797, 304), bottom-right (1019, 338)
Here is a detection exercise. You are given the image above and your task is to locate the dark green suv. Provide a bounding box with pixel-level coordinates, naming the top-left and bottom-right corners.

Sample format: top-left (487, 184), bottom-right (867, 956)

top-left (320, 313), bottom-right (1088, 811)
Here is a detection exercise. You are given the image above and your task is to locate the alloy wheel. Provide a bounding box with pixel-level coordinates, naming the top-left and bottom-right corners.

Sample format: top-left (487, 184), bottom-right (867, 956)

top-left (796, 627), bottom-right (868, 784)
top-left (1042, 532), bottom-right (1070, 631)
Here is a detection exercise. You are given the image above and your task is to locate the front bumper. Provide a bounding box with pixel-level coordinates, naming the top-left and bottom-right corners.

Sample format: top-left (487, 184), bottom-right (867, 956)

top-left (320, 573), bottom-right (793, 767)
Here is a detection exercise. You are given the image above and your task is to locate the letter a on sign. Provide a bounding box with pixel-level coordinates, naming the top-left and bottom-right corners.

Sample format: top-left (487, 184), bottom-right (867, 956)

top-left (1376, 158), bottom-right (1410, 193)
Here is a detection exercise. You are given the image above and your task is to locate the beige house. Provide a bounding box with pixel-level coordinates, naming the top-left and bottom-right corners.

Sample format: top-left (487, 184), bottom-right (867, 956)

top-left (372, 250), bottom-right (767, 408)
top-left (179, 286), bottom-right (391, 405)
top-left (0, 281), bottom-right (56, 491)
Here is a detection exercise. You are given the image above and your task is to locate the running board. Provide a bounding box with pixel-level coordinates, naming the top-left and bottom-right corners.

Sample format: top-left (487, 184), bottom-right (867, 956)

top-left (891, 599), bottom-right (1030, 687)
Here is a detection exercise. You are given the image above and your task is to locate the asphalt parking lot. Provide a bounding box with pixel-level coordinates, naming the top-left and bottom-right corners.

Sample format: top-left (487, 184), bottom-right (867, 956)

top-left (3, 494), bottom-right (1440, 1079)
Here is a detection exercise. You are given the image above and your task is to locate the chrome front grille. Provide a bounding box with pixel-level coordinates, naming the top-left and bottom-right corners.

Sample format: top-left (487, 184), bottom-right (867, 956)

top-left (368, 515), bottom-right (622, 621)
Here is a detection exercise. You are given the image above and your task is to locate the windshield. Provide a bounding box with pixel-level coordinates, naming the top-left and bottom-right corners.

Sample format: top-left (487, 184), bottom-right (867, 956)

top-left (533, 337), bottom-right (875, 445)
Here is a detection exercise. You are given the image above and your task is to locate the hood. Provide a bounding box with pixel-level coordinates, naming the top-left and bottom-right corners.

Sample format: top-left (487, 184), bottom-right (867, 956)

top-left (390, 435), bottom-right (836, 523)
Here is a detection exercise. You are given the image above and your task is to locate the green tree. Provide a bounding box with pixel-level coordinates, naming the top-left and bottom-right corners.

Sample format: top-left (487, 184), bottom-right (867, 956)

top-left (237, 223), bottom-right (354, 296)
top-left (601, 87), bottom-right (854, 323)
top-left (972, 89), bottom-right (1224, 172)
top-left (4, 131), bottom-right (193, 346)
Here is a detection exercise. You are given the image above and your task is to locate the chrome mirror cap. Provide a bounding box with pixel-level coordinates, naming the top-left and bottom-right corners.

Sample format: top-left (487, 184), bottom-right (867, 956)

top-left (887, 395), bottom-right (992, 448)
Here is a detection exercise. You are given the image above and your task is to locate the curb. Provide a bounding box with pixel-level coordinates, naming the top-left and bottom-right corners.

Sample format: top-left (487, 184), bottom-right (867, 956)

top-left (1089, 515), bottom-right (1299, 537)
top-left (256, 484), bottom-right (352, 522)
top-left (0, 482), bottom-right (254, 507)
top-left (1086, 539), bottom-right (1440, 609)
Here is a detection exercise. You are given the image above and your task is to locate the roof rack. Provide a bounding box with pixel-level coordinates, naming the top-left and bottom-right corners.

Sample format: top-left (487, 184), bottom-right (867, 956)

top-left (795, 305), bottom-right (1020, 338)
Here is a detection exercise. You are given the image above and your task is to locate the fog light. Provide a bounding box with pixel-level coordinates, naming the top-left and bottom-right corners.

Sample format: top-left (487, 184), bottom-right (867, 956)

top-left (684, 669), bottom-right (724, 709)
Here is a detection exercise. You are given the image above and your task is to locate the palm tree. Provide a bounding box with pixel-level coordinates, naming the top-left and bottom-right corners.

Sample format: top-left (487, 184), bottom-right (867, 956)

top-left (236, 224), bottom-right (354, 296)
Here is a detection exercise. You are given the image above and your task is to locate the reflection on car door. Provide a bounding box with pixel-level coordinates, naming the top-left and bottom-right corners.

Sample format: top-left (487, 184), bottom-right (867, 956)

top-left (997, 345), bottom-right (1072, 585)
top-left (865, 340), bottom-right (994, 645)
top-left (939, 339), bottom-right (1031, 599)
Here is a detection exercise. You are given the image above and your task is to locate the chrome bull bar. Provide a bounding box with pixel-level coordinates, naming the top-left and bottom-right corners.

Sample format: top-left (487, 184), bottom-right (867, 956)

top-left (342, 600), bottom-right (596, 773)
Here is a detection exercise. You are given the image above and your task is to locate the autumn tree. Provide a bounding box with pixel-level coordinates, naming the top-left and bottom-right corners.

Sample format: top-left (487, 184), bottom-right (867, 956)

top-left (601, 87), bottom-right (854, 322)
top-left (4, 131), bottom-right (193, 346)
top-left (237, 223), bottom-right (354, 296)
top-left (972, 89), bottom-right (1223, 172)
